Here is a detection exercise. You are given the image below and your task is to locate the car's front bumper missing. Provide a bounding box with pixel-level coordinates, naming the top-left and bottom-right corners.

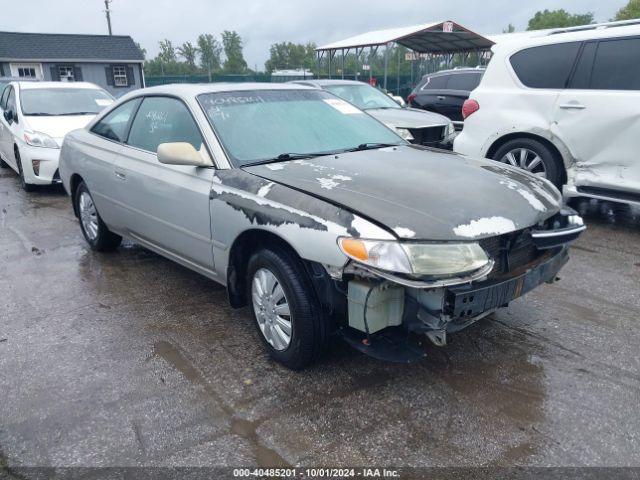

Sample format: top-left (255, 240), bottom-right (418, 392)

top-left (339, 246), bottom-right (569, 363)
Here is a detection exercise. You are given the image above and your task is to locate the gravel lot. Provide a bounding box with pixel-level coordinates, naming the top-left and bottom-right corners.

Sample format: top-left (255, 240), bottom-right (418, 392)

top-left (1, 168), bottom-right (639, 472)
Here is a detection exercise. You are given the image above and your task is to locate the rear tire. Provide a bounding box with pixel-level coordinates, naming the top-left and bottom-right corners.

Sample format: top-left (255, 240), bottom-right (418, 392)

top-left (246, 246), bottom-right (328, 370)
top-left (15, 149), bottom-right (36, 192)
top-left (493, 138), bottom-right (563, 188)
top-left (74, 181), bottom-right (122, 251)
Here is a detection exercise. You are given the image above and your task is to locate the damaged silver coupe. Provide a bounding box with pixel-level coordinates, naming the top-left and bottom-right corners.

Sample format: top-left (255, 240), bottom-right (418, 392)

top-left (58, 83), bottom-right (585, 369)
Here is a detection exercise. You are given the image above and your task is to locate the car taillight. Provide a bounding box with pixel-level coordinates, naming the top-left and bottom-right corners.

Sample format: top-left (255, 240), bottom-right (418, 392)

top-left (462, 99), bottom-right (480, 119)
top-left (407, 93), bottom-right (416, 105)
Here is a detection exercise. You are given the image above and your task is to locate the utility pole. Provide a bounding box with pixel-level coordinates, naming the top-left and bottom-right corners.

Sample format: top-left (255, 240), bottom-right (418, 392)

top-left (104, 0), bottom-right (113, 35)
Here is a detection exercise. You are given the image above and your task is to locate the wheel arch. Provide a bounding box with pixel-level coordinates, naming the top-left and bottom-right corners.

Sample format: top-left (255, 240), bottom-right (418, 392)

top-left (226, 229), bottom-right (305, 309)
top-left (225, 228), bottom-right (336, 313)
top-left (69, 173), bottom-right (85, 217)
top-left (485, 132), bottom-right (568, 184)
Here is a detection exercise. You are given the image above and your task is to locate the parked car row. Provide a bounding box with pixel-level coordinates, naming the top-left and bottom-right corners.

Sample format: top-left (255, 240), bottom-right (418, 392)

top-left (39, 82), bottom-right (583, 370)
top-left (292, 79), bottom-right (456, 148)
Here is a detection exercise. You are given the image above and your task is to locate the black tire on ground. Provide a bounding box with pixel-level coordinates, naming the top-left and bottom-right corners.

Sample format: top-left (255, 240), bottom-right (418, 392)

top-left (15, 149), bottom-right (36, 192)
top-left (246, 246), bottom-right (328, 370)
top-left (73, 181), bottom-right (122, 252)
top-left (493, 138), bottom-right (563, 188)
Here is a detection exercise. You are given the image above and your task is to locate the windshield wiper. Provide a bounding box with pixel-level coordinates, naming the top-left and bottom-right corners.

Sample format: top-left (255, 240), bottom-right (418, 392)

top-left (25, 112), bottom-right (97, 116)
top-left (345, 142), bottom-right (402, 152)
top-left (242, 152), bottom-right (331, 167)
top-left (57, 112), bottom-right (98, 116)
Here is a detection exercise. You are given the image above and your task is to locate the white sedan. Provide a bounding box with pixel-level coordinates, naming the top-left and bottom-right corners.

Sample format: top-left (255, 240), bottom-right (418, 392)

top-left (0, 81), bottom-right (114, 191)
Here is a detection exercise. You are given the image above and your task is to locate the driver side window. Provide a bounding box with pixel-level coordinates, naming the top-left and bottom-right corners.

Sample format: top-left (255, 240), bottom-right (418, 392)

top-left (0, 86), bottom-right (10, 110)
top-left (91, 99), bottom-right (140, 142)
top-left (6, 88), bottom-right (17, 122)
top-left (126, 96), bottom-right (204, 154)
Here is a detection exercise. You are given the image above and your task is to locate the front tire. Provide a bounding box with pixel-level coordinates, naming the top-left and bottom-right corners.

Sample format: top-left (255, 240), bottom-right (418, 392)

top-left (246, 246), bottom-right (328, 370)
top-left (15, 149), bottom-right (36, 192)
top-left (493, 138), bottom-right (563, 188)
top-left (74, 181), bottom-right (122, 251)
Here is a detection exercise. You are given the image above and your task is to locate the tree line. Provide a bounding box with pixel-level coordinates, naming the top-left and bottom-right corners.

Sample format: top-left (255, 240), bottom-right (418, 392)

top-left (142, 31), bottom-right (248, 78)
top-left (141, 0), bottom-right (640, 77)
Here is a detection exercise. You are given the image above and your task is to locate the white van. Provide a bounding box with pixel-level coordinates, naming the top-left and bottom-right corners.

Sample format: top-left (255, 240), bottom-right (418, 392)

top-left (454, 20), bottom-right (640, 205)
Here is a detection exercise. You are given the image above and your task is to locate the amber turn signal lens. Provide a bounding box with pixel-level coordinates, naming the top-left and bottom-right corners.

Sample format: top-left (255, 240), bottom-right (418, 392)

top-left (339, 238), bottom-right (369, 262)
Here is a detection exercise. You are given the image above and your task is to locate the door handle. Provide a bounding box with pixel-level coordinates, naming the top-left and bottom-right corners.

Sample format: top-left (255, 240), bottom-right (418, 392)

top-left (437, 96), bottom-right (446, 100)
top-left (559, 103), bottom-right (586, 110)
top-left (114, 171), bottom-right (126, 180)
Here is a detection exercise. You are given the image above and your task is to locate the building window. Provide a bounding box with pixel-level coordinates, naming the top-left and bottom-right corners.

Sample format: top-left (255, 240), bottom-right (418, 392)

top-left (113, 66), bottom-right (128, 87)
top-left (58, 66), bottom-right (75, 82)
top-left (10, 63), bottom-right (42, 79)
top-left (18, 67), bottom-right (37, 78)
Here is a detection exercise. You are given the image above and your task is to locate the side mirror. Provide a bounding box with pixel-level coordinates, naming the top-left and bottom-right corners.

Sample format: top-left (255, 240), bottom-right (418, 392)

top-left (4, 110), bottom-right (13, 123)
top-left (157, 142), bottom-right (213, 167)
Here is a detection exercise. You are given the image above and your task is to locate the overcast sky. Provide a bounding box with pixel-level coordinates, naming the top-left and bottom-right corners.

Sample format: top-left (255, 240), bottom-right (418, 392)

top-left (1, 0), bottom-right (624, 69)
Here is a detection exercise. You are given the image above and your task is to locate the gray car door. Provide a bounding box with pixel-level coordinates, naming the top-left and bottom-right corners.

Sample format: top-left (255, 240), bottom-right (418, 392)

top-left (86, 98), bottom-right (142, 232)
top-left (113, 95), bottom-right (216, 276)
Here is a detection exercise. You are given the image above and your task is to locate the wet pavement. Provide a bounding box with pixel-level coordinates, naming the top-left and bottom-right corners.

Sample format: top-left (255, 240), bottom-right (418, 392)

top-left (1, 169), bottom-right (640, 470)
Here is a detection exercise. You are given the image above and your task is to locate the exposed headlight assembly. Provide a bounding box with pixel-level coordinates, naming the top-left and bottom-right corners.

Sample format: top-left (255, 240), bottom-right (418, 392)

top-left (384, 123), bottom-right (414, 142)
top-left (338, 237), bottom-right (491, 278)
top-left (394, 127), bottom-right (414, 142)
top-left (444, 122), bottom-right (456, 139)
top-left (24, 131), bottom-right (59, 149)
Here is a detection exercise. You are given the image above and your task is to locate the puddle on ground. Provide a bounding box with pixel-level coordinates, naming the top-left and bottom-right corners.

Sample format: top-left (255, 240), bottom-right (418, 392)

top-left (152, 340), bottom-right (288, 467)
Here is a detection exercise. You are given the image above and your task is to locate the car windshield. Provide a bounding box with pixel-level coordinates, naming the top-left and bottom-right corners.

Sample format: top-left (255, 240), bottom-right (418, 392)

top-left (198, 89), bottom-right (404, 166)
top-left (20, 88), bottom-right (114, 116)
top-left (323, 83), bottom-right (401, 110)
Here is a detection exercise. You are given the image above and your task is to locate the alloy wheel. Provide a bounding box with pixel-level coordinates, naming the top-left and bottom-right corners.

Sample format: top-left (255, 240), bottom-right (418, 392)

top-left (501, 147), bottom-right (547, 178)
top-left (251, 268), bottom-right (292, 351)
top-left (78, 191), bottom-right (99, 241)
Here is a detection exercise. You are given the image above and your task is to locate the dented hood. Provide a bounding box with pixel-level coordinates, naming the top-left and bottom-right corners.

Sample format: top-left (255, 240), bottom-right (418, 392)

top-left (243, 145), bottom-right (562, 241)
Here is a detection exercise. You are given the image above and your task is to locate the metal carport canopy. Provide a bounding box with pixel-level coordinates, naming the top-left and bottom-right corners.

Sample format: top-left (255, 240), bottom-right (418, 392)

top-left (316, 21), bottom-right (494, 53)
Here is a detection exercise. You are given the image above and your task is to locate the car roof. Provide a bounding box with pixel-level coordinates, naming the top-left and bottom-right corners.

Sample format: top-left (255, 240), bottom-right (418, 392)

top-left (15, 81), bottom-right (103, 90)
top-left (424, 68), bottom-right (485, 78)
top-left (493, 23), bottom-right (640, 56)
top-left (1, 77), bottom-right (39, 85)
top-left (292, 79), bottom-right (372, 88)
top-left (135, 82), bottom-right (316, 98)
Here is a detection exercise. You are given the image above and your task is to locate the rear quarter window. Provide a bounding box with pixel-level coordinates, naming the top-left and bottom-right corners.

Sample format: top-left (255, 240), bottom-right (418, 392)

top-left (510, 42), bottom-right (581, 89)
top-left (590, 37), bottom-right (640, 90)
top-left (446, 73), bottom-right (483, 91)
top-left (421, 75), bottom-right (449, 90)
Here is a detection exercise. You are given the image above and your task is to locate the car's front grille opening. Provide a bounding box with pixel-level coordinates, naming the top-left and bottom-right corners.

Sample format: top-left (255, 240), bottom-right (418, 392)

top-left (479, 230), bottom-right (544, 279)
top-left (408, 126), bottom-right (445, 146)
